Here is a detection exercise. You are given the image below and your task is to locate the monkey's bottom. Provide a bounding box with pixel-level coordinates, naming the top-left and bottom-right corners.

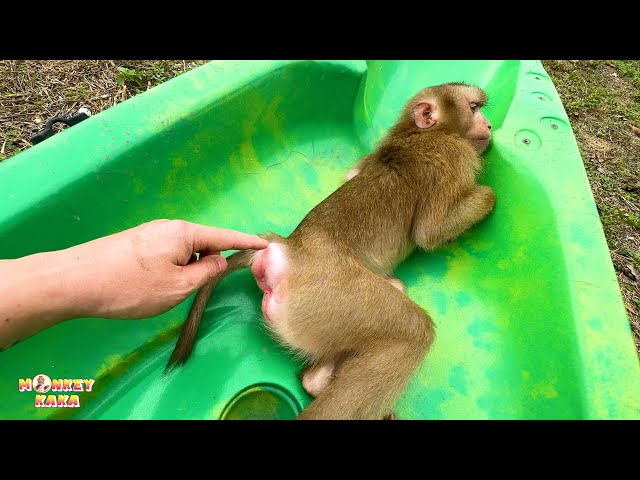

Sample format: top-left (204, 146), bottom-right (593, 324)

top-left (251, 243), bottom-right (290, 327)
top-left (248, 242), bottom-right (436, 420)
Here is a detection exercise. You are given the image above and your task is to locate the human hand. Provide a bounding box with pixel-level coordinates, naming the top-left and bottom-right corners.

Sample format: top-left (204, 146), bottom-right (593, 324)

top-left (60, 219), bottom-right (269, 319)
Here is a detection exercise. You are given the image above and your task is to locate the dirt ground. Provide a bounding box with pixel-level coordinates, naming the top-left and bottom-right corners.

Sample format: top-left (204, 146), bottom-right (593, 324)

top-left (1, 60), bottom-right (639, 355)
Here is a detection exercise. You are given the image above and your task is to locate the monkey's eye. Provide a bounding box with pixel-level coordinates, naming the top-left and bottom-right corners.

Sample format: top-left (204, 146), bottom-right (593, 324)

top-left (470, 102), bottom-right (479, 113)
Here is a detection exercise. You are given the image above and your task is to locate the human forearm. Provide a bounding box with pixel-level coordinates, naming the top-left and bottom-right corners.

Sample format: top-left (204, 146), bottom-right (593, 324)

top-left (0, 249), bottom-right (86, 350)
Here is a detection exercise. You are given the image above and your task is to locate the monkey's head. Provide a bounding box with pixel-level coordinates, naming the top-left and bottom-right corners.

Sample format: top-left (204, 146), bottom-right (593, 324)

top-left (402, 83), bottom-right (492, 153)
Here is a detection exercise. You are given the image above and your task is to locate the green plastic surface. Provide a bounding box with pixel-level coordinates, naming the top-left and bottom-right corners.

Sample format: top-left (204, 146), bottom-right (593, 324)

top-left (1, 60), bottom-right (639, 419)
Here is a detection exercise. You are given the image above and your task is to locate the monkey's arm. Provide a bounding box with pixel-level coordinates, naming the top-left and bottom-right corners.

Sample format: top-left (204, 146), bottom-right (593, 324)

top-left (413, 185), bottom-right (496, 250)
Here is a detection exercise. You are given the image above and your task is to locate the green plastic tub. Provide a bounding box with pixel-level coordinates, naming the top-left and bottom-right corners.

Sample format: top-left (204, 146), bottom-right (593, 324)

top-left (1, 60), bottom-right (639, 420)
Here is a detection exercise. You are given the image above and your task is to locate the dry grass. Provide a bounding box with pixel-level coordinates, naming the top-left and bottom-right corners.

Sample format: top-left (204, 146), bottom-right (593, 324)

top-left (0, 60), bottom-right (208, 159)
top-left (1, 60), bottom-right (638, 355)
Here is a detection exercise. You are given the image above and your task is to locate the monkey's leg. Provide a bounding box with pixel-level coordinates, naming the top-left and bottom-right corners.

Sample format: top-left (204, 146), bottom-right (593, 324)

top-left (301, 359), bottom-right (399, 419)
top-left (276, 262), bottom-right (436, 419)
top-left (298, 335), bottom-right (432, 420)
top-left (251, 250), bottom-right (433, 419)
top-left (414, 185), bottom-right (495, 249)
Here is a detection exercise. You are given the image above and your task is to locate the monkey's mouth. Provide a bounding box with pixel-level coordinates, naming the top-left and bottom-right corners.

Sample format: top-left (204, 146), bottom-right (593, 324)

top-left (472, 136), bottom-right (491, 147)
top-left (473, 136), bottom-right (492, 153)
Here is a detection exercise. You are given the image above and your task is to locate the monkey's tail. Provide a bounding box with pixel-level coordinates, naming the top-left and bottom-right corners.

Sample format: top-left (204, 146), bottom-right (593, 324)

top-left (164, 249), bottom-right (256, 373)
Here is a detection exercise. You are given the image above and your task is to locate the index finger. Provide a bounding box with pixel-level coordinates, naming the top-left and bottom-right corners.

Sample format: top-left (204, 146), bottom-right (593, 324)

top-left (188, 224), bottom-right (269, 253)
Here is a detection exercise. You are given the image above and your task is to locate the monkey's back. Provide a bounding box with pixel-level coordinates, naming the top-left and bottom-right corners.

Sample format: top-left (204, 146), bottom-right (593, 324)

top-left (288, 164), bottom-right (417, 275)
top-left (288, 134), bottom-right (481, 275)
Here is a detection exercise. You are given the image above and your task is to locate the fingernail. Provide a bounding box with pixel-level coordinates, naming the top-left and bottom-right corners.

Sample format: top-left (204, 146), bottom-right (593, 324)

top-left (215, 255), bottom-right (227, 272)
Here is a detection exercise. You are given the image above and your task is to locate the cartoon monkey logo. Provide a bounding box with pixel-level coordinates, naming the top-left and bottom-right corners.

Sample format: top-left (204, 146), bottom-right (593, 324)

top-left (33, 374), bottom-right (52, 393)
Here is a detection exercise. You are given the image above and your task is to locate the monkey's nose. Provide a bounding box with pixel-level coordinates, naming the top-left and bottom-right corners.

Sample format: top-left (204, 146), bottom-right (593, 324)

top-left (487, 123), bottom-right (492, 130)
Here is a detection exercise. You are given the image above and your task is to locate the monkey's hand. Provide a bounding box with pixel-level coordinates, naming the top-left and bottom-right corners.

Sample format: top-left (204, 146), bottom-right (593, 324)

top-left (477, 185), bottom-right (496, 218)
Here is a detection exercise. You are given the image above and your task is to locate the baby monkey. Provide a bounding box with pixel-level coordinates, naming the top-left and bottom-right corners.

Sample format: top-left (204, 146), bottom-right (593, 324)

top-left (167, 82), bottom-right (496, 420)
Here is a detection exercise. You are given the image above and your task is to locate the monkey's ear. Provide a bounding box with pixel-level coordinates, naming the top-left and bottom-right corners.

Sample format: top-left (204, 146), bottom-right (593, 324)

top-left (412, 101), bottom-right (437, 129)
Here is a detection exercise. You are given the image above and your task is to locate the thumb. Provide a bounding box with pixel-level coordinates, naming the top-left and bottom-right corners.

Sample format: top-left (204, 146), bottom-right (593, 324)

top-left (182, 254), bottom-right (228, 290)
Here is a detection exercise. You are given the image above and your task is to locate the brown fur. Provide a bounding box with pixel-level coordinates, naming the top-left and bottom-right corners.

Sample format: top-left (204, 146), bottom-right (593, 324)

top-left (166, 83), bottom-right (495, 419)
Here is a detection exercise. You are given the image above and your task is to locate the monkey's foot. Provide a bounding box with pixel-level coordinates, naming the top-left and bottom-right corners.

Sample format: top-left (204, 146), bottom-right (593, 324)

top-left (384, 412), bottom-right (397, 420)
top-left (386, 277), bottom-right (405, 293)
top-left (344, 167), bottom-right (360, 182)
top-left (302, 363), bottom-right (335, 397)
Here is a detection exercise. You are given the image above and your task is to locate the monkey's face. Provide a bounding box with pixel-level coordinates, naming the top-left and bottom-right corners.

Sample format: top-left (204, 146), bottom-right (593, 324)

top-left (410, 83), bottom-right (492, 153)
top-left (464, 95), bottom-right (492, 153)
